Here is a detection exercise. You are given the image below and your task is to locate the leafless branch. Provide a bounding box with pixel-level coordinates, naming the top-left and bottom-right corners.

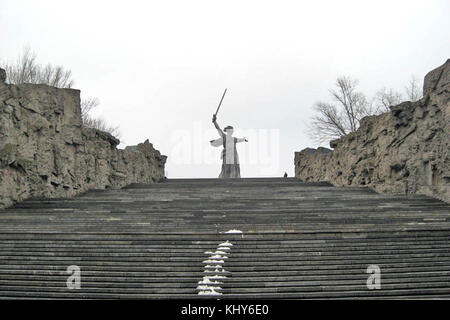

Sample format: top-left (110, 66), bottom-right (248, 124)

top-left (308, 76), bottom-right (373, 145)
top-left (373, 87), bottom-right (403, 113)
top-left (405, 75), bottom-right (422, 102)
top-left (83, 115), bottom-right (122, 139)
top-left (3, 46), bottom-right (74, 88)
top-left (81, 97), bottom-right (100, 120)
top-left (3, 47), bottom-right (120, 138)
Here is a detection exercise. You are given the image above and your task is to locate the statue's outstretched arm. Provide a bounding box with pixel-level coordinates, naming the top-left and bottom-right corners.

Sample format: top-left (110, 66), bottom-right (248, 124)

top-left (236, 137), bottom-right (248, 143)
top-left (212, 114), bottom-right (224, 137)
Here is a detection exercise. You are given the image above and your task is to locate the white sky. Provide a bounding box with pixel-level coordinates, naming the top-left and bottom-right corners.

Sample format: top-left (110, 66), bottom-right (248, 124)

top-left (1, 0), bottom-right (449, 178)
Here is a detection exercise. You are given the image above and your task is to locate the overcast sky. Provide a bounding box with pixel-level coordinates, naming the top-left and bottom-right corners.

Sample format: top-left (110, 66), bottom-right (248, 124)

top-left (1, 0), bottom-right (449, 178)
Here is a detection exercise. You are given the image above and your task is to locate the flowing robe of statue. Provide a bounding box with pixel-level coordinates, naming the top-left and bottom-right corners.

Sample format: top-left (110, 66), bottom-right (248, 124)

top-left (210, 135), bottom-right (246, 178)
top-left (210, 116), bottom-right (247, 179)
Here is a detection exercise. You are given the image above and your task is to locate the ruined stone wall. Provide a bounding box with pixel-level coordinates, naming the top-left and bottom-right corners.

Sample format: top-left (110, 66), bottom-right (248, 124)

top-left (0, 71), bottom-right (166, 209)
top-left (295, 60), bottom-right (449, 203)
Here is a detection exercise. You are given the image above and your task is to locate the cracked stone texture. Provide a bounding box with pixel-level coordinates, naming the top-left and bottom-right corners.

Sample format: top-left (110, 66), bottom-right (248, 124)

top-left (0, 76), bottom-right (166, 209)
top-left (295, 59), bottom-right (449, 203)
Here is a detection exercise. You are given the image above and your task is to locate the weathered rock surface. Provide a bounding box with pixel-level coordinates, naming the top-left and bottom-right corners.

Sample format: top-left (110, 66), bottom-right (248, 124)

top-left (295, 60), bottom-right (450, 203)
top-left (0, 74), bottom-right (166, 209)
top-left (0, 69), bottom-right (6, 83)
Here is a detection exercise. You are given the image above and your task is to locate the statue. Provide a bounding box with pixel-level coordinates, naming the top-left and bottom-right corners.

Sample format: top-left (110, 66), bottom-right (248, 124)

top-left (210, 114), bottom-right (247, 178)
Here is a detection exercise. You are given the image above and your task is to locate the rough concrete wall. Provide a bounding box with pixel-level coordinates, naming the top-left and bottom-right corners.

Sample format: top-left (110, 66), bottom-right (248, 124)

top-left (0, 72), bottom-right (166, 209)
top-left (295, 59), bottom-right (449, 203)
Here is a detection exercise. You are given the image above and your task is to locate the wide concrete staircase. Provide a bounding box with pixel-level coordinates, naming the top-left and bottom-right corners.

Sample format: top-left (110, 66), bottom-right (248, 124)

top-left (0, 178), bottom-right (449, 299)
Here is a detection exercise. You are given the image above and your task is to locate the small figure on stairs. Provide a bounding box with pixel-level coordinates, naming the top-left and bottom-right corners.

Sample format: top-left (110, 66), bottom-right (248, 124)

top-left (210, 114), bottom-right (247, 178)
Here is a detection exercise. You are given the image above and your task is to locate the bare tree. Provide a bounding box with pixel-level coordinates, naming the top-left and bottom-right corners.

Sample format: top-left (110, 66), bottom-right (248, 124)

top-left (3, 47), bottom-right (121, 138)
top-left (4, 47), bottom-right (74, 88)
top-left (81, 96), bottom-right (100, 120)
top-left (39, 63), bottom-right (74, 88)
top-left (3, 47), bottom-right (38, 85)
top-left (405, 75), bottom-right (422, 102)
top-left (83, 115), bottom-right (121, 139)
top-left (307, 76), bottom-right (374, 144)
top-left (308, 102), bottom-right (346, 143)
top-left (373, 87), bottom-right (403, 113)
top-left (80, 96), bottom-right (121, 138)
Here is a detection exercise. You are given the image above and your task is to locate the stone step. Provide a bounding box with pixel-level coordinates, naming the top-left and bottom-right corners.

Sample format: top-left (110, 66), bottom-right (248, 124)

top-left (0, 178), bottom-right (449, 299)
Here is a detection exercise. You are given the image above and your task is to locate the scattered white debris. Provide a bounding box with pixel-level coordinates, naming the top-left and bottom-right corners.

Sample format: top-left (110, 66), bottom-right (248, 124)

top-left (198, 288), bottom-right (223, 295)
top-left (218, 241), bottom-right (233, 247)
top-left (221, 229), bottom-right (243, 234)
top-left (199, 276), bottom-right (216, 283)
top-left (204, 250), bottom-right (227, 255)
top-left (197, 240), bottom-right (235, 295)
top-left (205, 268), bottom-right (228, 273)
top-left (203, 259), bottom-right (224, 264)
top-left (209, 254), bottom-right (228, 259)
top-left (197, 285), bottom-right (222, 290)
top-left (209, 275), bottom-right (227, 279)
top-left (197, 285), bottom-right (209, 290)
top-left (198, 277), bottom-right (223, 285)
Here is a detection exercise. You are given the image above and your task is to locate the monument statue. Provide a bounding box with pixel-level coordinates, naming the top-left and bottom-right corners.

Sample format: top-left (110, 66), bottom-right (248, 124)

top-left (209, 89), bottom-right (248, 178)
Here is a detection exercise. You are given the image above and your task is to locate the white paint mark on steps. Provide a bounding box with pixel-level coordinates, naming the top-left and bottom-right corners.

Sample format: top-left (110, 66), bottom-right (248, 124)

top-left (218, 240), bottom-right (233, 247)
top-left (198, 276), bottom-right (223, 285)
top-left (198, 287), bottom-right (222, 295)
top-left (221, 229), bottom-right (243, 234)
top-left (204, 268), bottom-right (228, 273)
top-left (204, 250), bottom-right (227, 255)
top-left (198, 286), bottom-right (220, 293)
top-left (203, 259), bottom-right (224, 264)
top-left (208, 275), bottom-right (227, 280)
top-left (209, 254), bottom-right (228, 259)
top-left (204, 264), bottom-right (223, 269)
top-left (197, 234), bottom-right (242, 296)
